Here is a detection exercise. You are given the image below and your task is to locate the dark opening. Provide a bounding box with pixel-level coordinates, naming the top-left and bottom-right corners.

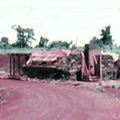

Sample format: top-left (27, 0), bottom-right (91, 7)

top-left (94, 55), bottom-right (100, 77)
top-left (23, 66), bottom-right (70, 80)
top-left (42, 61), bottom-right (47, 65)
top-left (84, 44), bottom-right (89, 69)
top-left (76, 71), bottom-right (82, 81)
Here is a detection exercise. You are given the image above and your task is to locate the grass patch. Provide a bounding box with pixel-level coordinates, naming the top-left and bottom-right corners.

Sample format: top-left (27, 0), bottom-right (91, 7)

top-left (0, 99), bottom-right (7, 105)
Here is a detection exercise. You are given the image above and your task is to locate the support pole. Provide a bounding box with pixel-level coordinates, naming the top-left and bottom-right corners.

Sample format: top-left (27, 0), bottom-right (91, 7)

top-left (13, 56), bottom-right (15, 76)
top-left (100, 54), bottom-right (102, 80)
top-left (18, 56), bottom-right (20, 75)
top-left (10, 55), bottom-right (12, 76)
top-left (8, 53), bottom-right (30, 76)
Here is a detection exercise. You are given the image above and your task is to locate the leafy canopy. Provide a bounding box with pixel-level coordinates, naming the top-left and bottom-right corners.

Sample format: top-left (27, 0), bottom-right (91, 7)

top-left (12, 25), bottom-right (36, 48)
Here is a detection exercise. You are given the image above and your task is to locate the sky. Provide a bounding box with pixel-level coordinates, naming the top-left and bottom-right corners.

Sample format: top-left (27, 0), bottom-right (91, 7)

top-left (0, 0), bottom-right (120, 47)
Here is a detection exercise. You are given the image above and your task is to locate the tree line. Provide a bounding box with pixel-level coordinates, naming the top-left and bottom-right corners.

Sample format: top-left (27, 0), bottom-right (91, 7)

top-left (0, 24), bottom-right (114, 49)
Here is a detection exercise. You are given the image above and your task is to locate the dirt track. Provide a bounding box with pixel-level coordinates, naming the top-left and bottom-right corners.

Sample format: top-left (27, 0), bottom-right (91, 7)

top-left (0, 79), bottom-right (120, 120)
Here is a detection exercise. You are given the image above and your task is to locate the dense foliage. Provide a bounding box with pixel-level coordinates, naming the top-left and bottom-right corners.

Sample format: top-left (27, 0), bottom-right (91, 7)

top-left (48, 40), bottom-right (73, 49)
top-left (11, 25), bottom-right (36, 48)
top-left (0, 37), bottom-right (11, 48)
top-left (100, 25), bottom-right (112, 45)
top-left (36, 36), bottom-right (49, 48)
top-left (90, 25), bottom-right (113, 49)
top-left (0, 24), bottom-right (115, 50)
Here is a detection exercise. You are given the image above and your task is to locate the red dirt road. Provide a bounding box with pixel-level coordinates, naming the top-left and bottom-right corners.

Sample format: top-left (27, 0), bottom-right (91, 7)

top-left (0, 79), bottom-right (120, 120)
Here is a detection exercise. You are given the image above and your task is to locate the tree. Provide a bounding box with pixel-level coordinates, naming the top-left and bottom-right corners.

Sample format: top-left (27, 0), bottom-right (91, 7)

top-left (71, 44), bottom-right (77, 50)
top-left (100, 25), bottom-right (113, 45)
top-left (0, 37), bottom-right (9, 48)
top-left (90, 36), bottom-right (103, 48)
top-left (90, 25), bottom-right (113, 49)
top-left (1, 37), bottom-right (8, 44)
top-left (36, 36), bottom-right (49, 47)
top-left (48, 40), bottom-right (73, 49)
top-left (0, 37), bottom-right (11, 52)
top-left (11, 25), bottom-right (36, 48)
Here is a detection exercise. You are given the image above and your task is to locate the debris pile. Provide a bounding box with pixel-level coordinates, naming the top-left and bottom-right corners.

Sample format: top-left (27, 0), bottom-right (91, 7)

top-left (57, 51), bottom-right (82, 80)
top-left (102, 55), bottom-right (117, 80)
top-left (58, 51), bottom-right (117, 80)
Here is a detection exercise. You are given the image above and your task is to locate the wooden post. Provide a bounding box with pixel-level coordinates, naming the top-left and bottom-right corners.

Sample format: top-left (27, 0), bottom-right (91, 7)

top-left (13, 56), bottom-right (15, 76)
top-left (8, 53), bottom-right (30, 76)
top-left (10, 55), bottom-right (12, 76)
top-left (18, 56), bottom-right (20, 75)
top-left (100, 53), bottom-right (102, 80)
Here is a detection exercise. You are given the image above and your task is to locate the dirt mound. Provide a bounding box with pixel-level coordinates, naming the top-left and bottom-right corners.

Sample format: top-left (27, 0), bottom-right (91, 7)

top-left (57, 51), bottom-right (82, 80)
top-left (102, 55), bottom-right (117, 80)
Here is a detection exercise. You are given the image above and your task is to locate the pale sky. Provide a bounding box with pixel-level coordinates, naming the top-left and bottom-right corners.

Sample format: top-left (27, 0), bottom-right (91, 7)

top-left (0, 0), bottom-right (120, 47)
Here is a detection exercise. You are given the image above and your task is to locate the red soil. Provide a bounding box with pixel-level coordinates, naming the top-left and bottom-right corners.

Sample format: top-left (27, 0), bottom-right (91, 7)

top-left (0, 79), bottom-right (120, 120)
